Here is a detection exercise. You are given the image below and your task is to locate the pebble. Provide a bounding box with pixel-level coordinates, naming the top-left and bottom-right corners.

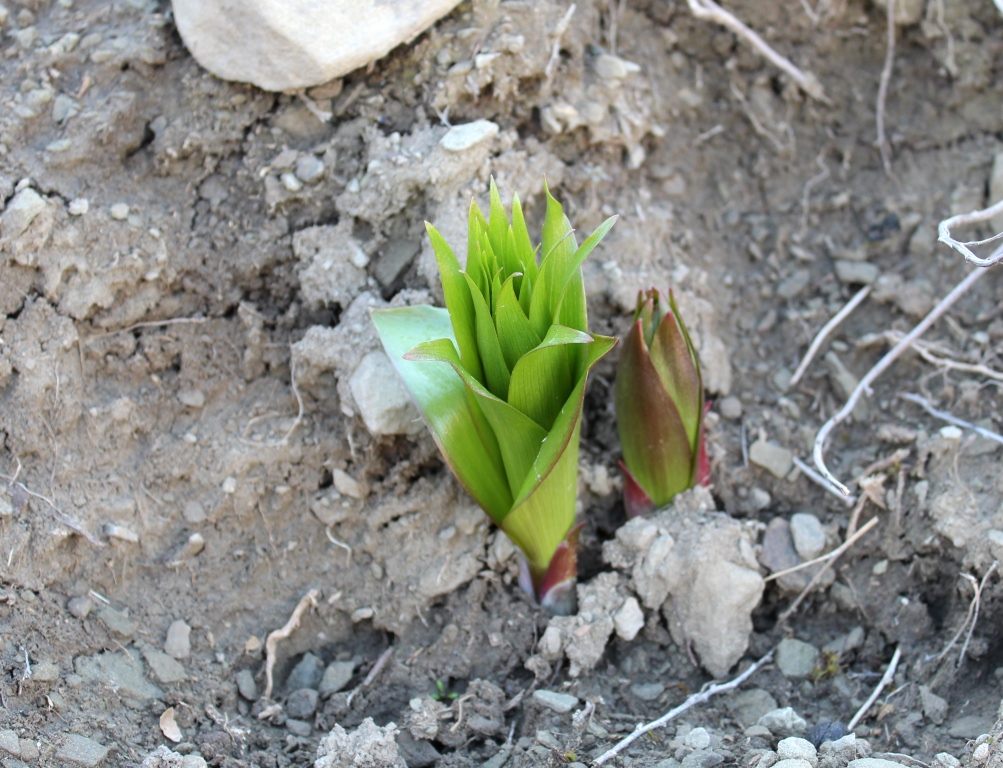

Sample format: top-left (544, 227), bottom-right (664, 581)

top-left (236, 669), bottom-right (259, 701)
top-left (681, 750), bottom-right (724, 768)
top-left (685, 727), bottom-right (711, 750)
top-left (594, 53), bottom-right (635, 80)
top-left (165, 620), bottom-right (192, 659)
top-left (295, 154), bottom-right (325, 184)
top-left (933, 754), bottom-right (961, 768)
top-left (0, 187), bottom-right (46, 242)
top-left (919, 685), bottom-right (948, 724)
top-left (319, 660), bottom-right (355, 697)
top-left (823, 627), bottom-right (864, 656)
top-left (285, 688), bottom-right (319, 719)
top-left (20, 739), bottom-right (39, 760)
top-left (440, 120), bottom-right (499, 152)
top-left (75, 651), bottom-right (164, 701)
top-left (973, 743), bottom-right (990, 762)
top-left (286, 719), bottom-right (313, 737)
top-left (144, 649), bottom-right (186, 684)
top-left (776, 638), bottom-right (820, 679)
top-left (286, 652), bottom-right (324, 692)
top-left (33, 660), bottom-right (60, 682)
top-left (68, 198), bottom-right (89, 216)
top-left (109, 203), bottom-right (130, 220)
top-left (97, 605), bottom-right (137, 638)
top-left (280, 171), bottom-right (303, 192)
top-left (807, 722), bottom-right (848, 749)
top-left (750, 487), bottom-right (772, 510)
top-left (532, 689), bottom-right (579, 714)
top-left (789, 513), bottom-right (826, 560)
top-left (631, 682), bottom-right (665, 701)
top-left (0, 730), bottom-right (19, 756)
top-left (777, 737), bottom-right (818, 767)
top-left (758, 708), bottom-right (808, 738)
top-left (182, 500), bottom-right (206, 524)
top-left (749, 440), bottom-right (793, 478)
top-left (848, 759), bottom-right (907, 768)
top-left (729, 688), bottom-right (779, 725)
top-left (178, 389), bottom-right (205, 408)
top-left (834, 260), bottom-right (879, 285)
top-left (773, 760), bottom-right (813, 768)
top-left (948, 715), bottom-right (994, 739)
top-left (332, 469), bottom-right (363, 499)
top-left (349, 351), bottom-right (423, 436)
top-left (68, 596), bottom-right (93, 618)
top-left (718, 396), bottom-right (743, 420)
top-left (55, 734), bottom-right (109, 767)
top-left (613, 596), bottom-right (645, 641)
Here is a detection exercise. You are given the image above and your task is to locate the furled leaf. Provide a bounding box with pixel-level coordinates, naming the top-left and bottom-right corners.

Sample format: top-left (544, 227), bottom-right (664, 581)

top-left (463, 272), bottom-right (510, 399)
top-left (372, 306), bottom-right (512, 520)
top-left (648, 310), bottom-right (702, 452)
top-left (494, 275), bottom-right (541, 371)
top-left (508, 325), bottom-right (591, 430)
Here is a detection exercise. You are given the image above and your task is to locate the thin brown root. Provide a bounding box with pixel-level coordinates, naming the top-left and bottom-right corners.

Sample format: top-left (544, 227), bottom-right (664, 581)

top-left (847, 645), bottom-right (902, 731)
top-left (932, 561), bottom-right (999, 668)
top-left (777, 517), bottom-right (879, 624)
top-left (875, 0), bottom-right (896, 175)
top-left (325, 526), bottom-right (353, 565)
top-left (263, 588), bottom-right (320, 700)
top-left (240, 355), bottom-right (305, 448)
top-left (592, 649), bottom-right (774, 764)
top-left (346, 647), bottom-right (394, 708)
top-left (449, 694), bottom-right (475, 732)
top-left (686, 0), bottom-right (829, 103)
top-left (1, 462), bottom-right (104, 548)
top-left (788, 285), bottom-right (871, 389)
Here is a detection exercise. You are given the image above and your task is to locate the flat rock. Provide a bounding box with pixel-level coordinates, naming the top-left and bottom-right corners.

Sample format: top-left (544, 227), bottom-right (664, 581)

top-left (173, 0), bottom-right (464, 91)
top-left (96, 605), bottom-right (136, 638)
top-left (350, 351), bottom-right (423, 436)
top-left (776, 638), bottom-right (820, 679)
top-left (848, 760), bottom-right (910, 768)
top-left (143, 649), bottom-right (187, 684)
top-left (773, 760), bottom-right (814, 768)
top-left (32, 660), bottom-right (60, 682)
top-left (919, 685), bottom-right (948, 725)
top-left (286, 718), bottom-right (314, 737)
top-left (749, 440), bottom-right (793, 478)
top-left (728, 688), bottom-right (779, 726)
top-left (286, 652), bottom-right (324, 692)
top-left (165, 620), bottom-right (192, 659)
top-left (0, 188), bottom-right (46, 244)
top-left (56, 734), bottom-right (110, 767)
top-left (74, 651), bottom-right (164, 701)
top-left (777, 737), bottom-right (817, 766)
top-left (631, 682), bottom-right (665, 701)
top-left (834, 260), bottom-right (879, 285)
top-left (440, 120), bottom-right (499, 152)
top-left (758, 707), bottom-right (808, 738)
top-left (0, 729), bottom-right (19, 756)
top-left (948, 714), bottom-right (994, 739)
top-left (319, 661), bottom-right (355, 697)
top-left (790, 513), bottom-right (826, 560)
top-left (286, 688), bottom-right (319, 719)
top-left (532, 689), bottom-right (579, 714)
top-left (236, 669), bottom-right (259, 701)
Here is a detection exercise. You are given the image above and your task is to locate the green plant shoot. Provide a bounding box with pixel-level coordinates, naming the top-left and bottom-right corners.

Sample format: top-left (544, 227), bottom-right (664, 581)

top-left (371, 180), bottom-right (617, 614)
top-left (615, 288), bottom-right (709, 517)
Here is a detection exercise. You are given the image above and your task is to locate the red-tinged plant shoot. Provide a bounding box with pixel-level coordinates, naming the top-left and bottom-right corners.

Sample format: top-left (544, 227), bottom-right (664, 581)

top-left (371, 179), bottom-right (617, 614)
top-left (615, 288), bottom-right (710, 518)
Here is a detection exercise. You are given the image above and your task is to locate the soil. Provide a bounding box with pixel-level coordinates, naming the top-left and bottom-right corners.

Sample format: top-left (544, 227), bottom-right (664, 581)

top-left (0, 0), bottom-right (1002, 766)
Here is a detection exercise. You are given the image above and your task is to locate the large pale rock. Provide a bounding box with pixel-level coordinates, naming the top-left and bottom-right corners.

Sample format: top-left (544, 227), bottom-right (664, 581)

top-left (349, 351), bottom-right (423, 436)
top-left (172, 0), bottom-right (464, 91)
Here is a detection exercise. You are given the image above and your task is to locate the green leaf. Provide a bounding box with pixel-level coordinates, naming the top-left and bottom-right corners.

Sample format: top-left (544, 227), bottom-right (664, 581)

top-left (511, 193), bottom-right (538, 283)
top-left (425, 222), bottom-right (483, 385)
top-left (462, 272), bottom-right (510, 400)
top-left (494, 275), bottom-right (541, 371)
top-left (648, 309), bottom-right (702, 452)
top-left (372, 306), bottom-right (512, 521)
top-left (405, 336), bottom-right (548, 502)
top-left (508, 325), bottom-right (591, 430)
top-left (615, 320), bottom-right (694, 506)
top-left (552, 215), bottom-right (618, 331)
top-left (467, 200), bottom-right (489, 296)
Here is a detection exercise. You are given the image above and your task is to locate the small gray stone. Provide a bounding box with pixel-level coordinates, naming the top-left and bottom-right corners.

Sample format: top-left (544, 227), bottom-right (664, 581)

top-left (718, 396), bottom-right (743, 420)
top-left (773, 760), bottom-right (813, 768)
top-left (143, 650), bottom-right (187, 684)
top-left (823, 627), bottom-right (864, 656)
top-left (109, 203), bottom-right (130, 220)
top-left (75, 651), bottom-right (164, 701)
top-left (286, 652), bottom-right (324, 692)
top-left (165, 620), bottom-right (192, 659)
top-left (728, 688), bottom-right (779, 725)
top-left (32, 661), bottom-right (60, 682)
top-left (834, 261), bottom-right (879, 285)
top-left (182, 501), bottom-right (206, 524)
top-left (750, 487), bottom-right (772, 510)
top-left (52, 93), bottom-right (78, 123)
top-left (776, 638), bottom-right (820, 679)
top-left (319, 660), bottom-right (354, 697)
top-left (395, 731), bottom-right (440, 768)
top-left (919, 686), bottom-right (947, 725)
top-left (594, 53), bottom-right (632, 80)
top-left (286, 719), bottom-right (313, 737)
top-left (97, 605), bottom-right (136, 638)
top-left (0, 188), bottom-right (46, 243)
top-left (948, 715), bottom-right (994, 739)
top-left (776, 270), bottom-right (811, 300)
top-left (56, 734), bottom-right (110, 767)
top-left (236, 669), bottom-right (259, 701)
top-left (349, 351), bottom-right (423, 436)
top-left (777, 737), bottom-right (818, 766)
top-left (0, 730), bottom-right (19, 756)
top-left (440, 120), bottom-right (498, 152)
top-left (631, 682), bottom-right (665, 701)
top-left (295, 154), bottom-right (325, 184)
top-left (790, 513), bottom-right (826, 560)
top-left (750, 440), bottom-right (793, 478)
top-left (20, 739), bottom-right (39, 760)
top-left (681, 750), bottom-right (724, 768)
top-left (178, 389), bottom-right (205, 408)
top-left (685, 727), bottom-right (711, 750)
top-left (933, 755), bottom-right (961, 768)
top-left (532, 689), bottom-right (579, 714)
top-left (758, 708), bottom-right (808, 738)
top-left (285, 688), bottom-right (319, 719)
top-left (848, 759), bottom-right (907, 768)
top-left (807, 722), bottom-right (848, 749)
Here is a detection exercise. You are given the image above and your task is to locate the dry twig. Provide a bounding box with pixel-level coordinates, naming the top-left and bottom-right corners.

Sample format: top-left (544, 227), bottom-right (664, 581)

top-left (592, 650), bottom-right (774, 765)
top-left (792, 456), bottom-right (857, 506)
top-left (84, 316), bottom-right (208, 342)
top-left (1, 460), bottom-right (103, 547)
top-left (240, 356), bottom-right (305, 447)
top-left (932, 561), bottom-right (999, 668)
top-left (263, 588), bottom-right (320, 700)
top-left (876, 330), bottom-right (1003, 383)
top-left (813, 266), bottom-right (989, 495)
top-left (847, 645), bottom-right (902, 731)
top-left (938, 200), bottom-right (1003, 267)
top-left (766, 516), bottom-right (878, 584)
top-left (875, 0), bottom-right (896, 175)
top-left (901, 394), bottom-right (1003, 445)
top-left (776, 517), bottom-right (879, 623)
top-left (685, 0), bottom-right (829, 102)
top-left (346, 647), bottom-right (394, 707)
top-left (545, 4), bottom-right (577, 79)
top-left (789, 286), bottom-right (871, 389)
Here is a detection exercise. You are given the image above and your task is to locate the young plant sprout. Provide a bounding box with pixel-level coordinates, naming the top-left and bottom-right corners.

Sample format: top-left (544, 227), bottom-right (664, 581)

top-left (615, 288), bottom-right (710, 518)
top-left (371, 180), bottom-right (617, 615)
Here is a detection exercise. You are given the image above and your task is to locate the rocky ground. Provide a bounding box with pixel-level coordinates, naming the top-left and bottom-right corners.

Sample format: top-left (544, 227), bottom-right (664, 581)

top-left (1, 0), bottom-right (1002, 766)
